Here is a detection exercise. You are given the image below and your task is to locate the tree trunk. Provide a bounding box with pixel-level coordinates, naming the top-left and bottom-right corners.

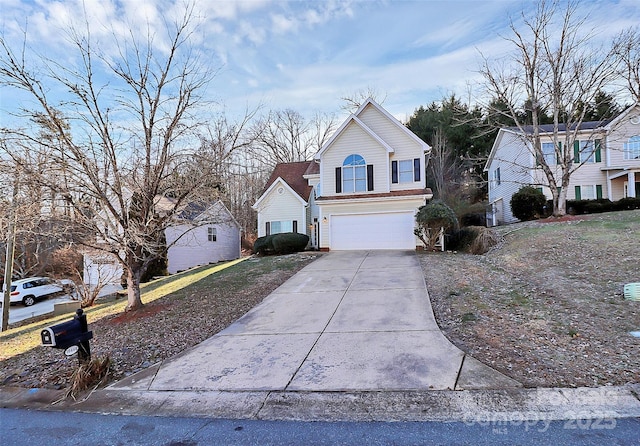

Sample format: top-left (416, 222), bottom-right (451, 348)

top-left (125, 265), bottom-right (144, 311)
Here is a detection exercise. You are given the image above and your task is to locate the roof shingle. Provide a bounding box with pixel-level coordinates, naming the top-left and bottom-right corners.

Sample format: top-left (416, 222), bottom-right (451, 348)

top-left (262, 161), bottom-right (317, 201)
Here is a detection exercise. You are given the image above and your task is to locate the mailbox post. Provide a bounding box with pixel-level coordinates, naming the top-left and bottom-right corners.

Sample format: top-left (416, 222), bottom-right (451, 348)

top-left (41, 308), bottom-right (93, 365)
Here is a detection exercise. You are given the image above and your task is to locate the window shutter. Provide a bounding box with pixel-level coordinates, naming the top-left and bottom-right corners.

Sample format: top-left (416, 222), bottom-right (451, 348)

top-left (335, 167), bottom-right (342, 193)
top-left (573, 141), bottom-right (580, 163)
top-left (293, 220), bottom-right (298, 233)
top-left (266, 221), bottom-right (271, 236)
top-left (367, 164), bottom-right (374, 191)
top-left (575, 186), bottom-right (581, 200)
top-left (413, 158), bottom-right (421, 181)
top-left (391, 161), bottom-right (398, 184)
top-left (595, 139), bottom-right (602, 163)
top-left (596, 185), bottom-right (603, 199)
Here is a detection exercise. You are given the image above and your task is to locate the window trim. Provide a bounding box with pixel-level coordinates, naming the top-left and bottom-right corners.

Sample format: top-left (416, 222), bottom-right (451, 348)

top-left (392, 158), bottom-right (421, 184)
top-left (338, 154), bottom-right (374, 193)
top-left (624, 136), bottom-right (640, 160)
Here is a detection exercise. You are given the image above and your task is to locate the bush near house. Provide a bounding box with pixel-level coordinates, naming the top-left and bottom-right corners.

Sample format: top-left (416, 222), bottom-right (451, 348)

top-left (510, 186), bottom-right (546, 221)
top-left (415, 200), bottom-right (459, 251)
top-left (447, 226), bottom-right (501, 254)
top-left (253, 232), bottom-right (309, 255)
top-left (566, 197), bottom-right (640, 215)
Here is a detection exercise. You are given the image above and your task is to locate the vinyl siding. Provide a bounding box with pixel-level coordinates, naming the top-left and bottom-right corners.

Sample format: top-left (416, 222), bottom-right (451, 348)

top-left (320, 121), bottom-right (390, 195)
top-left (607, 106), bottom-right (640, 167)
top-left (255, 181), bottom-right (306, 237)
top-left (487, 131), bottom-right (534, 224)
top-left (165, 222), bottom-right (240, 274)
top-left (358, 104), bottom-right (426, 192)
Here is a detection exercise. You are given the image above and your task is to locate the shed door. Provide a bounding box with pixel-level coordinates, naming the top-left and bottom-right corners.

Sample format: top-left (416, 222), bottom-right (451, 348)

top-left (330, 212), bottom-right (415, 250)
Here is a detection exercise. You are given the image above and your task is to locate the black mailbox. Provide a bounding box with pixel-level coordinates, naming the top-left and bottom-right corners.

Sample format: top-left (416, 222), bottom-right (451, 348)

top-left (41, 309), bottom-right (93, 363)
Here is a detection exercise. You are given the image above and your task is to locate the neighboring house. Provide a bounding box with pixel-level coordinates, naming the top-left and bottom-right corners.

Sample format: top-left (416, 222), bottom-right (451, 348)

top-left (165, 200), bottom-right (241, 274)
top-left (485, 104), bottom-right (640, 226)
top-left (83, 200), bottom-right (241, 284)
top-left (253, 98), bottom-right (433, 250)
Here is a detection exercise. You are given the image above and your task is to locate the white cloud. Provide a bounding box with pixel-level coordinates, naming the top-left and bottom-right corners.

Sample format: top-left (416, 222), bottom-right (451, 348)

top-left (270, 13), bottom-right (298, 34)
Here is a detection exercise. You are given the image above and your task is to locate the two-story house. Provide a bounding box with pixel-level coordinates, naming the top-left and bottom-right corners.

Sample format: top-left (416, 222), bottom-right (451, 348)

top-left (253, 98), bottom-right (432, 250)
top-left (485, 103), bottom-right (640, 226)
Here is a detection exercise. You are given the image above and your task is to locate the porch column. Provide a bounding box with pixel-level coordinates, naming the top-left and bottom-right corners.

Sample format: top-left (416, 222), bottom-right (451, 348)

top-left (629, 172), bottom-right (637, 198)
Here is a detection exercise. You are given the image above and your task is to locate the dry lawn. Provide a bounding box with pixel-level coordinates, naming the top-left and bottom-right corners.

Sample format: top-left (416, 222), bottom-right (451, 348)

top-left (420, 209), bottom-right (640, 388)
top-left (0, 253), bottom-right (318, 390)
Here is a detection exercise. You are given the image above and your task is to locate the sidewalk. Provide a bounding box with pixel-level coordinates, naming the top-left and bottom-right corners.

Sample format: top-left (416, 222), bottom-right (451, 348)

top-left (2, 251), bottom-right (639, 421)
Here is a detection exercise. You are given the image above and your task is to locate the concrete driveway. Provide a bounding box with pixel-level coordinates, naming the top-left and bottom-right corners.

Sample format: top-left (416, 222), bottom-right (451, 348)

top-left (123, 251), bottom-right (519, 393)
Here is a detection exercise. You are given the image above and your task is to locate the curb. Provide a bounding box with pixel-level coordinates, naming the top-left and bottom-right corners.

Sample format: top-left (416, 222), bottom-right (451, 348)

top-left (2, 384), bottom-right (639, 422)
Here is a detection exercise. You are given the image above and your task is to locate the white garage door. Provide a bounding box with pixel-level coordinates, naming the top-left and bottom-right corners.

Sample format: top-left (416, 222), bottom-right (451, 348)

top-left (331, 212), bottom-right (415, 250)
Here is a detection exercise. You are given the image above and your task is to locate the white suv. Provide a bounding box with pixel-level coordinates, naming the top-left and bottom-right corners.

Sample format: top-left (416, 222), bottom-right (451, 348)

top-left (3, 277), bottom-right (74, 306)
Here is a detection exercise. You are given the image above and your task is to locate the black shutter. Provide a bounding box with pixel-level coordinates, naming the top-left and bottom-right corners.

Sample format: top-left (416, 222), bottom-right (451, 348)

top-left (335, 167), bottom-right (342, 193)
top-left (293, 220), bottom-right (298, 233)
top-left (367, 164), bottom-right (374, 191)
top-left (391, 160), bottom-right (398, 184)
top-left (414, 158), bottom-right (421, 181)
top-left (266, 221), bottom-right (271, 236)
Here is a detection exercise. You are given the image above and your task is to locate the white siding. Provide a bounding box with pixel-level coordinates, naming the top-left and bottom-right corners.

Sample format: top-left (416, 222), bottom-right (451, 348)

top-left (487, 131), bottom-right (535, 225)
top-left (83, 253), bottom-right (122, 286)
top-left (255, 180), bottom-right (306, 237)
top-left (165, 221), bottom-right (240, 274)
top-left (320, 121), bottom-right (390, 195)
top-left (607, 105), bottom-right (640, 167)
top-left (358, 104), bottom-right (426, 192)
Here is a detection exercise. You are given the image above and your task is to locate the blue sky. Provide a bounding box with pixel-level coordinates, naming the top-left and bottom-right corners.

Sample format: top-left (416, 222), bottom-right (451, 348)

top-left (1, 0), bottom-right (639, 123)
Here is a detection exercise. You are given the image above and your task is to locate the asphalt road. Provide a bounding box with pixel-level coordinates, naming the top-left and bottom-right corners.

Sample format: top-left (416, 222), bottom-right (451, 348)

top-left (1, 409), bottom-right (638, 445)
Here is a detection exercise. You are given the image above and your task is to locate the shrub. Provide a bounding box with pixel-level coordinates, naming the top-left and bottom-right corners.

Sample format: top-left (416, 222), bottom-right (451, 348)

top-left (271, 232), bottom-right (309, 254)
top-left (613, 197), bottom-right (640, 211)
top-left (470, 227), bottom-right (502, 254)
top-left (510, 186), bottom-right (546, 221)
top-left (448, 226), bottom-right (502, 254)
top-left (415, 200), bottom-right (459, 251)
top-left (447, 227), bottom-right (479, 252)
top-left (253, 235), bottom-right (275, 255)
top-left (460, 212), bottom-right (486, 227)
top-left (253, 232), bottom-right (309, 255)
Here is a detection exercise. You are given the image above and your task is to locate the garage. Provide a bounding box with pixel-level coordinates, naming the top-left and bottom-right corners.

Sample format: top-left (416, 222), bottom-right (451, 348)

top-left (330, 212), bottom-right (416, 250)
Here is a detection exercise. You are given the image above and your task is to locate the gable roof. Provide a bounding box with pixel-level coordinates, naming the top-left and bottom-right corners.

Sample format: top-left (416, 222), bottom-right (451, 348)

top-left (354, 98), bottom-right (432, 152)
top-left (156, 197), bottom-right (240, 228)
top-left (604, 102), bottom-right (640, 130)
top-left (314, 115), bottom-right (394, 160)
top-left (314, 98), bottom-right (430, 160)
top-left (260, 161), bottom-right (315, 201)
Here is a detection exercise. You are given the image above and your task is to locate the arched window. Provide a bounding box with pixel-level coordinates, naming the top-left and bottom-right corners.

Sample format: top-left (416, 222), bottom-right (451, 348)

top-left (342, 154), bottom-right (366, 192)
top-left (624, 136), bottom-right (640, 160)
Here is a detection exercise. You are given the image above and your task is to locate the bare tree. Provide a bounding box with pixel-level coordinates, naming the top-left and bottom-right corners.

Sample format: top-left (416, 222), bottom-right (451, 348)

top-left (428, 127), bottom-right (461, 202)
top-left (249, 109), bottom-right (336, 167)
top-left (340, 87), bottom-right (387, 113)
top-left (0, 6), bottom-right (236, 311)
top-left (613, 27), bottom-right (640, 103)
top-left (480, 0), bottom-right (619, 216)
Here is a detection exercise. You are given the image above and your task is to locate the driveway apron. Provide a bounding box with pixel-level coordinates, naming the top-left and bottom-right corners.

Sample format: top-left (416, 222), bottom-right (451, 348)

top-left (146, 251), bottom-right (465, 392)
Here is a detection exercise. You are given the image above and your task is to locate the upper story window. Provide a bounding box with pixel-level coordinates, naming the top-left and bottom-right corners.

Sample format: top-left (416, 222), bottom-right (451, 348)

top-left (541, 142), bottom-right (557, 165)
top-left (341, 154), bottom-right (366, 193)
top-left (624, 136), bottom-right (640, 160)
top-left (391, 158), bottom-right (421, 184)
top-left (335, 154), bottom-right (373, 193)
top-left (207, 227), bottom-right (217, 242)
top-left (493, 167), bottom-right (501, 188)
top-left (574, 139), bottom-right (601, 163)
